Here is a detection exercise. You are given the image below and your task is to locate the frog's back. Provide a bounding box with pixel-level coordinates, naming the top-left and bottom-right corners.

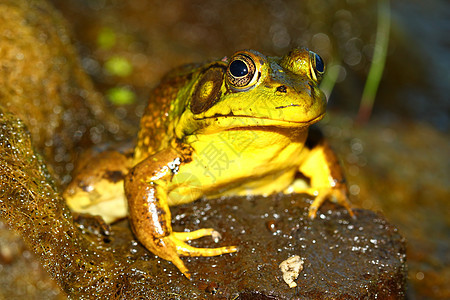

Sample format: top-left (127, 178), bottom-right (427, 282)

top-left (134, 64), bottom-right (201, 163)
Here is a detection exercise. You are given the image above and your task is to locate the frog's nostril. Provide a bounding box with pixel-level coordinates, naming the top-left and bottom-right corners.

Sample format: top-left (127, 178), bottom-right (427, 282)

top-left (276, 85), bottom-right (287, 93)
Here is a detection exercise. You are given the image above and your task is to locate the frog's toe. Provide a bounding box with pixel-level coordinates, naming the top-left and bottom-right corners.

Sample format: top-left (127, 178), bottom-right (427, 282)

top-left (307, 193), bottom-right (326, 219)
top-left (162, 234), bottom-right (237, 279)
top-left (329, 188), bottom-right (354, 218)
top-left (172, 235), bottom-right (238, 257)
top-left (170, 255), bottom-right (192, 280)
top-left (338, 196), bottom-right (355, 218)
top-left (307, 188), bottom-right (354, 219)
top-left (173, 228), bottom-right (220, 242)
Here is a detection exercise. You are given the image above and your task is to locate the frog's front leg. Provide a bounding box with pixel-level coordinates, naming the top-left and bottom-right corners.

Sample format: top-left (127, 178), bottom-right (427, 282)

top-left (124, 149), bottom-right (237, 279)
top-left (294, 142), bottom-right (354, 219)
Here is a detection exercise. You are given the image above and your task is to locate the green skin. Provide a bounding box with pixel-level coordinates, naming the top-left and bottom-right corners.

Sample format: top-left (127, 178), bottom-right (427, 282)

top-left (66, 48), bottom-right (353, 279)
top-left (132, 49), bottom-right (327, 204)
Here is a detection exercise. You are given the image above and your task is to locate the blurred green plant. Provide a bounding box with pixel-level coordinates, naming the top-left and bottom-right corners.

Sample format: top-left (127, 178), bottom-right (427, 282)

top-left (321, 0), bottom-right (391, 124)
top-left (107, 87), bottom-right (136, 105)
top-left (104, 56), bottom-right (133, 77)
top-left (357, 0), bottom-right (391, 124)
top-left (97, 27), bottom-right (116, 50)
top-left (320, 63), bottom-right (341, 100)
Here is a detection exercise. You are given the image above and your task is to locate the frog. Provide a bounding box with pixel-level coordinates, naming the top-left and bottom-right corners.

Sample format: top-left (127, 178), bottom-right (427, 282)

top-left (64, 48), bottom-right (353, 279)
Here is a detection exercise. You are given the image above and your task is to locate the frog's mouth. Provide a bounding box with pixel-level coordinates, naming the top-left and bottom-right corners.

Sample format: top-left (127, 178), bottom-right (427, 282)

top-left (194, 112), bottom-right (325, 129)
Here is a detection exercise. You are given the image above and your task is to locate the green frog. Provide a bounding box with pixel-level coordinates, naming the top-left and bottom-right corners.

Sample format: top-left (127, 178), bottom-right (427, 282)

top-left (64, 48), bottom-right (353, 279)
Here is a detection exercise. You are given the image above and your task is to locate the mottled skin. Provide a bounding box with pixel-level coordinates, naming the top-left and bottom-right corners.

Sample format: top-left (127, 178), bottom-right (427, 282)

top-left (65, 48), bottom-right (353, 279)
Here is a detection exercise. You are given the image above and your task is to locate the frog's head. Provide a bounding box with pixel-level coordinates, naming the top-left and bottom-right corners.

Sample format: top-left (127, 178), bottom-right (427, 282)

top-left (178, 48), bottom-right (326, 136)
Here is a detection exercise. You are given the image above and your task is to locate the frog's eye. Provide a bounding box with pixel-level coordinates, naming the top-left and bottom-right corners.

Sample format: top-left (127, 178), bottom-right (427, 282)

top-left (309, 51), bottom-right (325, 81)
top-left (227, 53), bottom-right (259, 90)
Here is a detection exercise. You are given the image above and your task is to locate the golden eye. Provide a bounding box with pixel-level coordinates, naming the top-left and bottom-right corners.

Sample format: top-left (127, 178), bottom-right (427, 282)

top-left (309, 51), bottom-right (325, 81)
top-left (227, 53), bottom-right (259, 90)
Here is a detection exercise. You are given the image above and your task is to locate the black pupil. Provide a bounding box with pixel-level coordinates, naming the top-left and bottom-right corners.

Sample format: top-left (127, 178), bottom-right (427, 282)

top-left (229, 60), bottom-right (248, 77)
top-left (314, 54), bottom-right (324, 73)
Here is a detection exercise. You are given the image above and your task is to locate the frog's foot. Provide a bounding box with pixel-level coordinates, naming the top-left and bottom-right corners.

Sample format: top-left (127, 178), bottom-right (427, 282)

top-left (303, 187), bottom-right (354, 219)
top-left (173, 228), bottom-right (223, 242)
top-left (160, 230), bottom-right (238, 279)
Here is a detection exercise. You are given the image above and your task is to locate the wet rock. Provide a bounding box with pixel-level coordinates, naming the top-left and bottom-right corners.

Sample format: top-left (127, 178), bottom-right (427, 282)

top-left (0, 220), bottom-right (64, 299)
top-left (164, 195), bottom-right (407, 299)
top-left (0, 110), bottom-right (406, 298)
